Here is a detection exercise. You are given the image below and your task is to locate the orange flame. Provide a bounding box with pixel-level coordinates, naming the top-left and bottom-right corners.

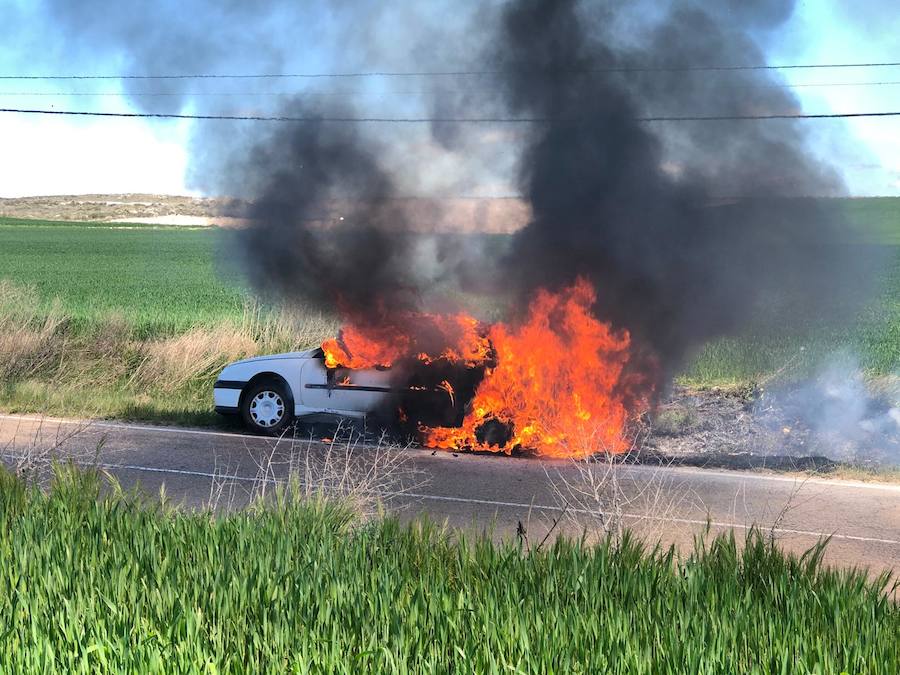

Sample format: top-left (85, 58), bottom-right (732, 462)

top-left (323, 312), bottom-right (490, 369)
top-left (423, 278), bottom-right (644, 457)
top-left (322, 277), bottom-right (649, 458)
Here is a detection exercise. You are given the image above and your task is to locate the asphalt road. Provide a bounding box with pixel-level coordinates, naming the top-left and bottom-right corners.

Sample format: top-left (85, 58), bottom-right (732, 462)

top-left (1, 413), bottom-right (899, 577)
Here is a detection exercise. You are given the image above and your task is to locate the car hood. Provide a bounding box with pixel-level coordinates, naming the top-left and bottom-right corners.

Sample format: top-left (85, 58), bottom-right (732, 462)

top-left (227, 348), bottom-right (320, 367)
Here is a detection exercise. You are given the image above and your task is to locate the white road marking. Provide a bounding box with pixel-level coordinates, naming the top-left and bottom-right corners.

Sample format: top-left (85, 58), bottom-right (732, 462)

top-left (0, 413), bottom-right (254, 441)
top-left (3, 412), bottom-right (900, 493)
top-left (61, 459), bottom-right (900, 548)
top-left (655, 466), bottom-right (900, 493)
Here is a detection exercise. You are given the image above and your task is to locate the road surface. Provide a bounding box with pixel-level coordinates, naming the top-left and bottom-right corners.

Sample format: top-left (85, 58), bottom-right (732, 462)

top-left (1, 413), bottom-right (898, 576)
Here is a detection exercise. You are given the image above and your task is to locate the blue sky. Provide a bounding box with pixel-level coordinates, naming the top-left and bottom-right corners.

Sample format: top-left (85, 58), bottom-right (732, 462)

top-left (0, 0), bottom-right (897, 197)
top-left (768, 1), bottom-right (900, 195)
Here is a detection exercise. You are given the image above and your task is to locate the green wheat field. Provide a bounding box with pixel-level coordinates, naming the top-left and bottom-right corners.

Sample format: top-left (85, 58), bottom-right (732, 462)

top-left (0, 197), bottom-right (898, 423)
top-left (0, 467), bottom-right (895, 673)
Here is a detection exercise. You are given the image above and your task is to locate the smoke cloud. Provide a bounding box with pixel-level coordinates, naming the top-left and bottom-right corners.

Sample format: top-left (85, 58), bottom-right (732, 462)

top-left (223, 0), bottom-right (876, 388)
top-left (35, 0), bottom-right (880, 389)
top-left (488, 0), bottom-right (872, 379)
top-left (231, 105), bottom-right (424, 321)
top-left (759, 355), bottom-right (900, 465)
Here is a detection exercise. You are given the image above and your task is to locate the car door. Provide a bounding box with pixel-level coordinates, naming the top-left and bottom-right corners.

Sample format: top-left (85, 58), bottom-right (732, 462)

top-left (331, 366), bottom-right (395, 413)
top-left (298, 357), bottom-right (395, 414)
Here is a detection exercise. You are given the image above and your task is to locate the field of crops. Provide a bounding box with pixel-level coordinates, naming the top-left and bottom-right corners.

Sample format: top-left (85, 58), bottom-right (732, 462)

top-left (0, 218), bottom-right (247, 336)
top-left (683, 256), bottom-right (900, 384)
top-left (670, 198), bottom-right (900, 383)
top-left (0, 219), bottom-right (321, 422)
top-left (0, 467), bottom-right (895, 673)
top-left (0, 199), bottom-right (898, 423)
top-left (3, 198), bottom-right (897, 346)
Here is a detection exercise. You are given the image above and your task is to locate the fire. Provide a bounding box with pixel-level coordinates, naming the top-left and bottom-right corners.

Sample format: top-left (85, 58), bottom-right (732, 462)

top-left (423, 278), bottom-right (643, 457)
top-left (322, 277), bottom-right (649, 458)
top-left (323, 312), bottom-right (490, 369)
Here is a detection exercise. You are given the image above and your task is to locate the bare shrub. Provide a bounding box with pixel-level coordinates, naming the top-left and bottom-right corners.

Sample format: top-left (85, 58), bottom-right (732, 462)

top-left (235, 424), bottom-right (425, 520)
top-left (0, 417), bottom-right (99, 488)
top-left (206, 449), bottom-right (242, 512)
top-left (545, 426), bottom-right (696, 547)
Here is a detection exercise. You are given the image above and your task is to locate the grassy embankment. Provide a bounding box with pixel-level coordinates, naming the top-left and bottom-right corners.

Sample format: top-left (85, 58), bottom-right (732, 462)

top-left (0, 198), bottom-right (898, 424)
top-left (0, 466), bottom-right (896, 673)
top-left (0, 219), bottom-right (337, 424)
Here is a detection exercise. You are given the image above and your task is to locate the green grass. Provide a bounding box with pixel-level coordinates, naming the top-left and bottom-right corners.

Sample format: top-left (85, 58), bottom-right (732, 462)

top-left (842, 197), bottom-right (900, 244)
top-left (0, 467), bottom-right (896, 673)
top-left (0, 218), bottom-right (248, 336)
top-left (681, 199), bottom-right (900, 385)
top-left (681, 249), bottom-right (900, 385)
top-left (795, 463), bottom-right (900, 484)
top-left (0, 379), bottom-right (223, 427)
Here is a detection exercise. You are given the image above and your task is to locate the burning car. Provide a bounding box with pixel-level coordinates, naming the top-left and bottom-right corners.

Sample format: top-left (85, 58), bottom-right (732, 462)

top-left (213, 279), bottom-right (646, 458)
top-left (214, 311), bottom-right (494, 436)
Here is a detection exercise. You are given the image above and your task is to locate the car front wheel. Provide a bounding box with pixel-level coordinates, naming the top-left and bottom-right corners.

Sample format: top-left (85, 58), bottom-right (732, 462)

top-left (241, 380), bottom-right (293, 435)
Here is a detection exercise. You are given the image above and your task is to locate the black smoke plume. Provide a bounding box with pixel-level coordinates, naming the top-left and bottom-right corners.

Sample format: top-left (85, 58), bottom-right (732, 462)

top-left (489, 0), bottom-right (872, 380)
top-left (35, 0), bottom-right (879, 390)
top-left (232, 107), bottom-right (418, 320)
top-left (227, 0), bottom-right (874, 389)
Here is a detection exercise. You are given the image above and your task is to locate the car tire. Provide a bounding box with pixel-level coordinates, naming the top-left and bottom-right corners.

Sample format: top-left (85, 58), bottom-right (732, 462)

top-left (241, 379), bottom-right (294, 436)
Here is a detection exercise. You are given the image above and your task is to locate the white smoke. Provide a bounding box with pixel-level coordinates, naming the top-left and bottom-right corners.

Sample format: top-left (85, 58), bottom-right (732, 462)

top-left (760, 353), bottom-right (900, 465)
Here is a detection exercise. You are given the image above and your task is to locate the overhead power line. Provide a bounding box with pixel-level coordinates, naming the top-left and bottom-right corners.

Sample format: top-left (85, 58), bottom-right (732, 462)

top-left (4, 80), bottom-right (900, 98)
top-left (1, 61), bottom-right (900, 80)
top-left (782, 80), bottom-right (900, 88)
top-left (1, 107), bottom-right (898, 123)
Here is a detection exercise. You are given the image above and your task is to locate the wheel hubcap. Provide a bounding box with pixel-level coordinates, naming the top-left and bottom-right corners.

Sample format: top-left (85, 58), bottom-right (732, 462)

top-left (249, 390), bottom-right (285, 428)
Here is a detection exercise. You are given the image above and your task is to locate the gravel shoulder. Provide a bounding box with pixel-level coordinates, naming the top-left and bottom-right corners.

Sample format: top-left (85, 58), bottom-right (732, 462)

top-left (644, 384), bottom-right (900, 479)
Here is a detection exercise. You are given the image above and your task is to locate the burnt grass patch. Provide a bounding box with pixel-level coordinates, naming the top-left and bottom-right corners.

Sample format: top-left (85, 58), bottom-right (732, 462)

top-left (641, 383), bottom-right (900, 476)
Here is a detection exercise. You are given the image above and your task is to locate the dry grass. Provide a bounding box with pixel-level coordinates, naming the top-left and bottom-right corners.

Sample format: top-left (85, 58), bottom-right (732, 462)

top-left (0, 281), bottom-right (336, 423)
top-left (129, 303), bottom-right (337, 394)
top-left (787, 464), bottom-right (900, 484)
top-left (128, 303), bottom-right (330, 387)
top-left (131, 326), bottom-right (258, 392)
top-left (543, 429), bottom-right (697, 548)
top-left (238, 298), bottom-right (339, 350)
top-left (0, 282), bottom-right (66, 381)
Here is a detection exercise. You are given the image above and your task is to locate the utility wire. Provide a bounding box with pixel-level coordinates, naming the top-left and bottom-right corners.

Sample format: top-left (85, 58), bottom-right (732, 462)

top-left (1, 61), bottom-right (900, 80)
top-left (4, 80), bottom-right (900, 97)
top-left (780, 80), bottom-right (900, 88)
top-left (1, 107), bottom-right (899, 123)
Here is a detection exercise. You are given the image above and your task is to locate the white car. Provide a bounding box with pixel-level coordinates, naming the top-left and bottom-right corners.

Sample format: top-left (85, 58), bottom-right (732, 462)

top-left (214, 348), bottom-right (396, 435)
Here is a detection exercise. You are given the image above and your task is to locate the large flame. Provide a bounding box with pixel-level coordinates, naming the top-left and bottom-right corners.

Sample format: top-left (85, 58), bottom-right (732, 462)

top-left (322, 277), bottom-right (648, 458)
top-left (423, 278), bottom-right (643, 457)
top-left (323, 313), bottom-right (491, 369)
